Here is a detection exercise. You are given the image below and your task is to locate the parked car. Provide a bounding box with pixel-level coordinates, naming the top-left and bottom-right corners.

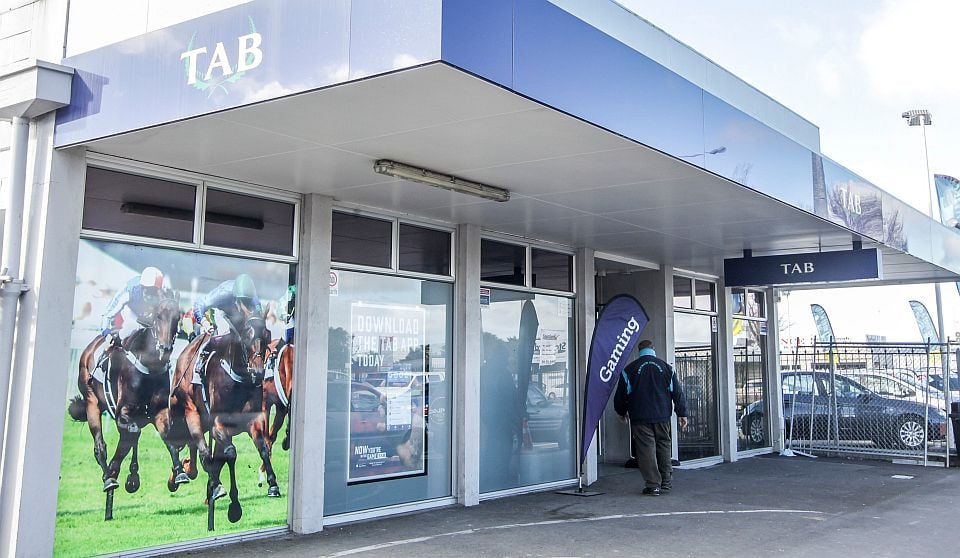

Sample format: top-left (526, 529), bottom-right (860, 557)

top-left (526, 384), bottom-right (571, 448)
top-left (842, 371), bottom-right (944, 409)
top-left (740, 371), bottom-right (947, 450)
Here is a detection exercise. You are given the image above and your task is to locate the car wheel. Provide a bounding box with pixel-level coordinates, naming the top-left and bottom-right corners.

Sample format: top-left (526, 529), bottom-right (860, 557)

top-left (747, 414), bottom-right (765, 444)
top-left (896, 415), bottom-right (926, 450)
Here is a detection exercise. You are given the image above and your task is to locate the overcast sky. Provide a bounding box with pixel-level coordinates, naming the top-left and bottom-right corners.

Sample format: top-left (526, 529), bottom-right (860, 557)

top-left (618, 0), bottom-right (960, 343)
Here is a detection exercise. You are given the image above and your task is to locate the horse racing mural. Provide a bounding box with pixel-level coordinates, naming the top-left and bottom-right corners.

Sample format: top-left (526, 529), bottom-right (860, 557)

top-left (56, 239), bottom-right (295, 557)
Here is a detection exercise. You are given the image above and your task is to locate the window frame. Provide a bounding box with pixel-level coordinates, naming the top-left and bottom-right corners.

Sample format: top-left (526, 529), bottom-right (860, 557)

top-left (81, 153), bottom-right (300, 263)
top-left (479, 232), bottom-right (576, 296)
top-left (331, 205), bottom-right (456, 283)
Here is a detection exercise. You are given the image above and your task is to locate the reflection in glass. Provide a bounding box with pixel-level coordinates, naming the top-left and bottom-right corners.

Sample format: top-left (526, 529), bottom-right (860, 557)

top-left (734, 318), bottom-right (768, 450)
top-left (674, 312), bottom-right (719, 460)
top-left (332, 212), bottom-right (393, 268)
top-left (695, 281), bottom-right (715, 312)
top-left (747, 291), bottom-right (765, 318)
top-left (398, 223), bottom-right (451, 276)
top-left (531, 248), bottom-right (573, 292)
top-left (204, 188), bottom-right (295, 256)
top-left (481, 240), bottom-right (526, 286)
top-left (673, 276), bottom-right (692, 309)
top-left (480, 289), bottom-right (576, 493)
top-left (325, 270), bottom-right (452, 514)
top-left (731, 289), bottom-right (746, 315)
top-left (82, 166), bottom-right (196, 242)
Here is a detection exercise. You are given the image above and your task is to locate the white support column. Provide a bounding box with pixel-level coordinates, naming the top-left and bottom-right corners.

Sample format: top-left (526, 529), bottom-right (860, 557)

top-left (454, 224), bottom-right (481, 506)
top-left (766, 288), bottom-right (784, 452)
top-left (574, 248), bottom-right (596, 483)
top-left (717, 281), bottom-right (738, 462)
top-left (0, 115), bottom-right (85, 558)
top-left (288, 194), bottom-right (332, 534)
top-left (659, 267), bottom-right (680, 460)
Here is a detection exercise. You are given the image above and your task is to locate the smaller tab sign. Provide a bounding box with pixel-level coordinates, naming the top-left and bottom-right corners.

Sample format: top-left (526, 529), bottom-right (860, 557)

top-left (724, 248), bottom-right (881, 287)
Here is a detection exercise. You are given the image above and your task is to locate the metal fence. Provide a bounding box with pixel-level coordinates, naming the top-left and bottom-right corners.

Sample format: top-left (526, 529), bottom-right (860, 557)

top-left (777, 340), bottom-right (955, 463)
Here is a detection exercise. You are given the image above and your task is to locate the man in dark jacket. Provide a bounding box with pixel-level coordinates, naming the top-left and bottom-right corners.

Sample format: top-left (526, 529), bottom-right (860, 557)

top-left (614, 339), bottom-right (688, 496)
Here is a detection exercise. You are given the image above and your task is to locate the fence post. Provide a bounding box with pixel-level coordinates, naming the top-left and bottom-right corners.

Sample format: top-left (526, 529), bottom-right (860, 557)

top-left (829, 337), bottom-right (839, 451)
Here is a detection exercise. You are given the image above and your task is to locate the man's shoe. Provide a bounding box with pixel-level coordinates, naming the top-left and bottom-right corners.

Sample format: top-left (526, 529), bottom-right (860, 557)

top-left (660, 483), bottom-right (672, 493)
top-left (642, 487), bottom-right (661, 496)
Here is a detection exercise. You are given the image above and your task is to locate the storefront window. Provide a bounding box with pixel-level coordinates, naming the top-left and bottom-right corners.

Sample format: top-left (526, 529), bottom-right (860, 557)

top-left (479, 289), bottom-right (576, 493)
top-left (324, 270), bottom-right (453, 514)
top-left (734, 288), bottom-right (769, 451)
top-left (57, 239), bottom-right (295, 556)
top-left (674, 312), bottom-right (720, 461)
top-left (204, 188), bottom-right (296, 256)
top-left (481, 239), bottom-right (526, 286)
top-left (332, 212), bottom-right (393, 268)
top-left (82, 166), bottom-right (197, 242)
top-left (673, 276), bottom-right (693, 309)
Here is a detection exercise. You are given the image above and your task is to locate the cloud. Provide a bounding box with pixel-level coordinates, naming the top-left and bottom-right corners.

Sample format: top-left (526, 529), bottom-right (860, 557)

top-left (859, 0), bottom-right (960, 97)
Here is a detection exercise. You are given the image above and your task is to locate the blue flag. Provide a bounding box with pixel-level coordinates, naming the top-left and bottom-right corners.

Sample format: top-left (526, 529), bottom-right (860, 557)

top-left (580, 294), bottom-right (648, 465)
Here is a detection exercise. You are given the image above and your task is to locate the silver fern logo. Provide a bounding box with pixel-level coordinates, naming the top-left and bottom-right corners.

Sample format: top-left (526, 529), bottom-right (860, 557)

top-left (180, 16), bottom-right (262, 97)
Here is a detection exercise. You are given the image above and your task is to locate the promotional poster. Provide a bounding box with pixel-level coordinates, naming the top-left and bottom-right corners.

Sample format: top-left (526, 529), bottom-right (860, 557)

top-left (348, 302), bottom-right (427, 482)
top-left (56, 239), bottom-right (294, 557)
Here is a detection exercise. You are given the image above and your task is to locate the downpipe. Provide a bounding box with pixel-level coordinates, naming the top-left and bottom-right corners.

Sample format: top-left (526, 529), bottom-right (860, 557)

top-left (0, 116), bottom-right (30, 487)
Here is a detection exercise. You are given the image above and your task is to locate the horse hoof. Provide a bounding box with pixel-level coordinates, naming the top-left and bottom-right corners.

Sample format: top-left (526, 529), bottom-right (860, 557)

top-left (267, 485), bottom-right (281, 498)
top-left (227, 501), bottom-right (242, 523)
top-left (103, 478), bottom-right (119, 492)
top-left (124, 473), bottom-right (140, 494)
top-left (183, 458), bottom-right (199, 480)
top-left (175, 472), bottom-right (191, 485)
top-left (211, 484), bottom-right (227, 501)
top-left (167, 478), bottom-right (180, 493)
top-left (281, 437), bottom-right (290, 451)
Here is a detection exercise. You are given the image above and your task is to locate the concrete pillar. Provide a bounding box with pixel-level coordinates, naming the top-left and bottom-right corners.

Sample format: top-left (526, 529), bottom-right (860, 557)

top-left (454, 224), bottom-right (481, 506)
top-left (574, 248), bottom-right (596, 483)
top-left (288, 194), bottom-right (332, 534)
top-left (0, 114), bottom-right (85, 557)
top-left (717, 281), bottom-right (738, 462)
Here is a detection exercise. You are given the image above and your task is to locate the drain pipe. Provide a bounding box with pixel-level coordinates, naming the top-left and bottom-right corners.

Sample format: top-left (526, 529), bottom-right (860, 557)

top-left (0, 116), bottom-right (31, 466)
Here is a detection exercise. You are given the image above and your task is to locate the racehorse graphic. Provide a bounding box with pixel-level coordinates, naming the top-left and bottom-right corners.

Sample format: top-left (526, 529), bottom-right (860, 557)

top-left (164, 315), bottom-right (279, 530)
top-left (68, 293), bottom-right (181, 521)
top-left (264, 341), bottom-right (294, 453)
top-left (260, 342), bottom-right (293, 484)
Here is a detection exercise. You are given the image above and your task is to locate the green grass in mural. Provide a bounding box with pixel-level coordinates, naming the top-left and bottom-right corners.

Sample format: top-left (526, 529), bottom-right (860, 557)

top-left (54, 413), bottom-right (289, 557)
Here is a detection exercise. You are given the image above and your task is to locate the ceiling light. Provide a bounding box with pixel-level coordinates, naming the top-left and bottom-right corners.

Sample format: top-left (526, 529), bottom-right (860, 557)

top-left (374, 159), bottom-right (510, 202)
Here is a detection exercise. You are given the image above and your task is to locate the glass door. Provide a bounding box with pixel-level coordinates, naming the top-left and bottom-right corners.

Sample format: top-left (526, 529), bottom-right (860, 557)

top-left (675, 313), bottom-right (720, 460)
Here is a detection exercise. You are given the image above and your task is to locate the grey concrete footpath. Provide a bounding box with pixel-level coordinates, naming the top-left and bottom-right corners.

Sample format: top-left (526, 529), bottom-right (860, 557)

top-left (180, 455), bottom-right (960, 557)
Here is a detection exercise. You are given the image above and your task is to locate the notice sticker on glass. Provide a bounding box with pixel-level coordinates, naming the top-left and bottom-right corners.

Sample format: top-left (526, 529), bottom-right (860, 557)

top-left (480, 287), bottom-right (490, 307)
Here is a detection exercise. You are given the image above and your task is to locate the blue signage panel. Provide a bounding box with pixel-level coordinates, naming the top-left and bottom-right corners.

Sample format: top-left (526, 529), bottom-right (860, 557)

top-left (55, 0), bottom-right (441, 147)
top-left (724, 249), bottom-right (881, 287)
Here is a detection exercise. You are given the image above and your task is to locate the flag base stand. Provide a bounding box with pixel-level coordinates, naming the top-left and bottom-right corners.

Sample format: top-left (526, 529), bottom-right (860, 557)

top-left (556, 476), bottom-right (603, 497)
top-left (556, 488), bottom-right (603, 497)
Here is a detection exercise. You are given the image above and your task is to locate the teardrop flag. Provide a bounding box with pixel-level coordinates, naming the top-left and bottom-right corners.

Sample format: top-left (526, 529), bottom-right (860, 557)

top-left (580, 294), bottom-right (648, 465)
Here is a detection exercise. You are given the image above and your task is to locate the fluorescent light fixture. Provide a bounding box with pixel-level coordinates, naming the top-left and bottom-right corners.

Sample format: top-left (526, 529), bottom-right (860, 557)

top-left (374, 159), bottom-right (510, 202)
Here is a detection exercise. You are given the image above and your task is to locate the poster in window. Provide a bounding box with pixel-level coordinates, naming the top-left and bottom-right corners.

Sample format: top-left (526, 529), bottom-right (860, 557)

top-left (56, 239), bottom-right (294, 557)
top-left (348, 302), bottom-right (427, 482)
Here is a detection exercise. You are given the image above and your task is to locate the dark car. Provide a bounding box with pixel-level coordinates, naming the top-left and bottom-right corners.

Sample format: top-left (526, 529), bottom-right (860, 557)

top-left (740, 371), bottom-right (947, 450)
top-left (525, 384), bottom-right (572, 448)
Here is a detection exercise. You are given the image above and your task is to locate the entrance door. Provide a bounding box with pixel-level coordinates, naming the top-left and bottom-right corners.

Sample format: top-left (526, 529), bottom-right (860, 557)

top-left (674, 302), bottom-right (721, 460)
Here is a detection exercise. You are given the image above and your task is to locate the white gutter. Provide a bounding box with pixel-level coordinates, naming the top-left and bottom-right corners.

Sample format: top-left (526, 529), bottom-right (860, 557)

top-left (0, 116), bottom-right (30, 469)
top-left (0, 59), bottom-right (73, 499)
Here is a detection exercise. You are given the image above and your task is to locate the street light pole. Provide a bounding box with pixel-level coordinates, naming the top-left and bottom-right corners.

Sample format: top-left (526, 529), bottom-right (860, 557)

top-left (902, 109), bottom-right (946, 344)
